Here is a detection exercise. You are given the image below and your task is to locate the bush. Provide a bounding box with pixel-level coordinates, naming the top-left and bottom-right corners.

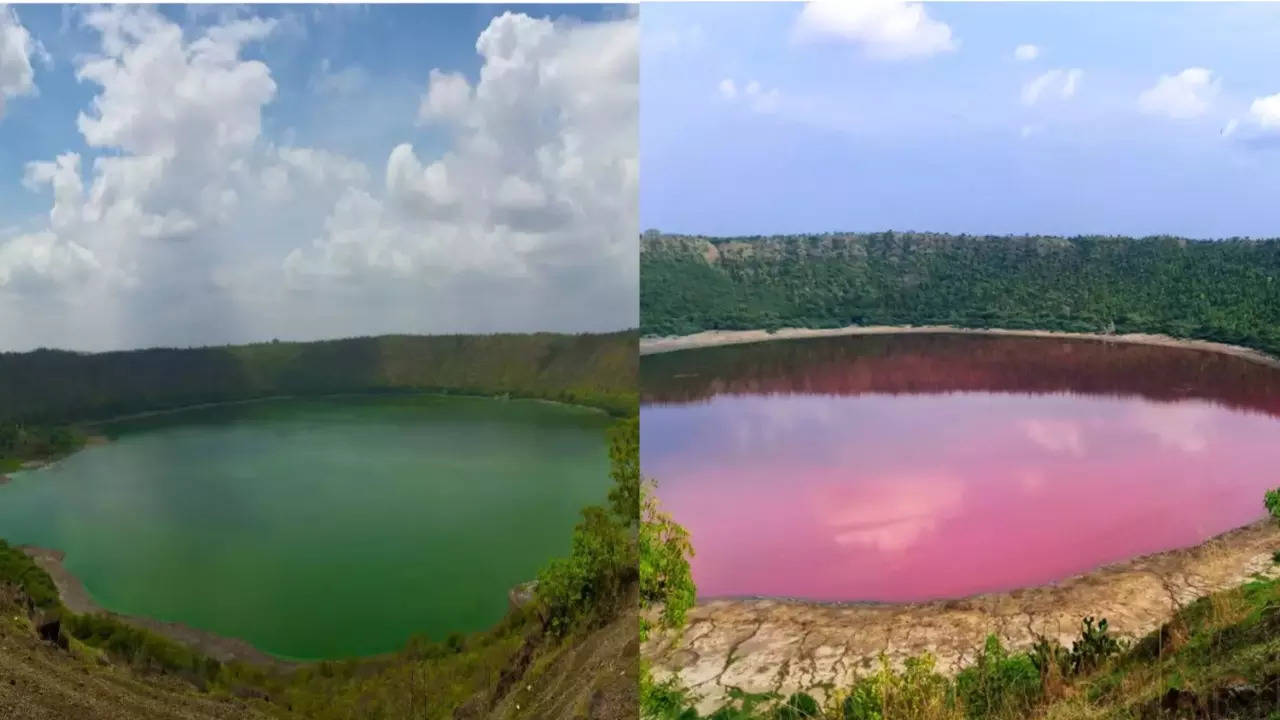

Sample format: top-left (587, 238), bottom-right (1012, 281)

top-left (1266, 488), bottom-right (1280, 522)
top-left (775, 692), bottom-right (820, 719)
top-left (536, 418), bottom-right (640, 636)
top-left (954, 635), bottom-right (1041, 719)
top-left (1069, 617), bottom-right (1124, 674)
top-left (640, 479), bottom-right (696, 638)
top-left (0, 540), bottom-right (60, 611)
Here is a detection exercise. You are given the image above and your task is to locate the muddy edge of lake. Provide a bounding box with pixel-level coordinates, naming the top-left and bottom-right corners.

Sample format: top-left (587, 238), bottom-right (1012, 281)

top-left (639, 325), bottom-right (1280, 369)
top-left (20, 546), bottom-right (300, 672)
top-left (643, 517), bottom-right (1280, 714)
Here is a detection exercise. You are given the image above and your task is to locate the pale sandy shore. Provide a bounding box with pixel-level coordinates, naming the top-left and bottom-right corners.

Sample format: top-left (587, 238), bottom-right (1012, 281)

top-left (20, 546), bottom-right (299, 671)
top-left (640, 325), bottom-right (1280, 369)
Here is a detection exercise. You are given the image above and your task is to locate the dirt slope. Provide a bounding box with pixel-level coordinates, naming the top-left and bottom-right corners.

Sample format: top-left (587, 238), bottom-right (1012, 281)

top-left (0, 593), bottom-right (274, 720)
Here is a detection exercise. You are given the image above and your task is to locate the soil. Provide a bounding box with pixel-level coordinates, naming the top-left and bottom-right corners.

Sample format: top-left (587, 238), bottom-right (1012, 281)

top-left (639, 325), bottom-right (1280, 369)
top-left (642, 520), bottom-right (1280, 714)
top-left (0, 587), bottom-right (273, 720)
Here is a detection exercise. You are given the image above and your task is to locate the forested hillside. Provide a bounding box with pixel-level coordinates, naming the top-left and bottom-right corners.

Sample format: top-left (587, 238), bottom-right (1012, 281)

top-left (0, 332), bottom-right (637, 424)
top-left (640, 233), bottom-right (1280, 354)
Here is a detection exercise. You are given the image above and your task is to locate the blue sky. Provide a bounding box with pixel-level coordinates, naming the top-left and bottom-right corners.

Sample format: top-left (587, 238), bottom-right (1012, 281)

top-left (0, 4), bottom-right (636, 351)
top-left (641, 2), bottom-right (1280, 239)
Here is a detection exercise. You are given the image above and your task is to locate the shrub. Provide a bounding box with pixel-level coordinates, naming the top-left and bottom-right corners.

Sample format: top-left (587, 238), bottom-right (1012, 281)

top-left (1266, 488), bottom-right (1280, 522)
top-left (535, 418), bottom-right (641, 635)
top-left (0, 540), bottom-right (60, 610)
top-left (775, 692), bottom-right (820, 719)
top-left (640, 479), bottom-right (696, 638)
top-left (838, 654), bottom-right (959, 720)
top-left (954, 635), bottom-right (1041, 719)
top-left (1069, 617), bottom-right (1124, 674)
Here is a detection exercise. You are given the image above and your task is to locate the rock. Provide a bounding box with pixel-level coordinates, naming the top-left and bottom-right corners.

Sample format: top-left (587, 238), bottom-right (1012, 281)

top-left (33, 609), bottom-right (67, 650)
top-left (508, 580), bottom-right (538, 613)
top-left (0, 475), bottom-right (9, 485)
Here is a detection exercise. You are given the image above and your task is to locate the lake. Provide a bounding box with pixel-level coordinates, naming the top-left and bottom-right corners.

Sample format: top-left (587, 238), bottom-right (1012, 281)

top-left (0, 394), bottom-right (611, 659)
top-left (641, 333), bottom-right (1280, 602)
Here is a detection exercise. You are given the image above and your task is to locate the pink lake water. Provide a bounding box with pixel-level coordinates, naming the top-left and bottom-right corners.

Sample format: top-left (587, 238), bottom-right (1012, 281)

top-left (639, 334), bottom-right (1280, 602)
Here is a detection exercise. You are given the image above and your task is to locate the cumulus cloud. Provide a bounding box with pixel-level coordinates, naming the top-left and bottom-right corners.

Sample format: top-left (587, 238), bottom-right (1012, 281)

top-left (1250, 92), bottom-right (1280, 130)
top-left (0, 8), bottom-right (638, 351)
top-left (1022, 68), bottom-right (1083, 106)
top-left (0, 4), bottom-right (45, 117)
top-left (1013, 44), bottom-right (1039, 62)
top-left (1138, 67), bottom-right (1218, 119)
top-left (717, 77), bottom-right (736, 100)
top-left (288, 13), bottom-right (638, 295)
top-left (793, 0), bottom-right (956, 61)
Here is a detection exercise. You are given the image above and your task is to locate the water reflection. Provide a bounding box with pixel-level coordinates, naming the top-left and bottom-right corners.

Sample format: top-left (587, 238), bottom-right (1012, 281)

top-left (640, 334), bottom-right (1280, 602)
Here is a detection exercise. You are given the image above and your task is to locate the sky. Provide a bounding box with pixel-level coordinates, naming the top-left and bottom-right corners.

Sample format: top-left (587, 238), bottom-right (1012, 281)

top-left (0, 4), bottom-right (637, 352)
top-left (641, 2), bottom-right (1280, 240)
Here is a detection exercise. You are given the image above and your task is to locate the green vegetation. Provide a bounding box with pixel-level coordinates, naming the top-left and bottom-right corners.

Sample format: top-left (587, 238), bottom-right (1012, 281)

top-left (0, 331), bottom-right (638, 424)
top-left (1265, 487), bottom-right (1280, 522)
top-left (0, 422), bottom-right (85, 472)
top-left (0, 539), bottom-right (59, 611)
top-left (640, 233), bottom-right (1280, 356)
top-left (639, 479), bottom-right (696, 641)
top-left (537, 418), bottom-right (641, 636)
top-left (638, 475), bottom-right (699, 716)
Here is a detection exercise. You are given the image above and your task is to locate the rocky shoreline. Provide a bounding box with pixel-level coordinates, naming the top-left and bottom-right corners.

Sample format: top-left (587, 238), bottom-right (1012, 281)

top-left (643, 519), bottom-right (1280, 714)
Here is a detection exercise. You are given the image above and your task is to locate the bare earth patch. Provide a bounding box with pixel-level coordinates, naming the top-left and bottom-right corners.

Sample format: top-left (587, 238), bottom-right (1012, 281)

top-left (642, 520), bottom-right (1280, 714)
top-left (639, 325), bottom-right (1280, 369)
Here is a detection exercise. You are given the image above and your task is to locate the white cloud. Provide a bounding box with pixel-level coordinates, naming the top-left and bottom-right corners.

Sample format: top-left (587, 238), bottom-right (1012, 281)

top-left (417, 68), bottom-right (471, 124)
top-left (1249, 92), bottom-right (1280, 129)
top-left (0, 8), bottom-right (638, 351)
top-left (793, 0), bottom-right (956, 61)
top-left (0, 4), bottom-right (45, 117)
top-left (1013, 44), bottom-right (1039, 62)
top-left (1022, 68), bottom-right (1083, 106)
top-left (717, 77), bottom-right (736, 100)
top-left (1138, 67), bottom-right (1218, 119)
top-left (287, 11), bottom-right (639, 320)
top-left (0, 231), bottom-right (98, 291)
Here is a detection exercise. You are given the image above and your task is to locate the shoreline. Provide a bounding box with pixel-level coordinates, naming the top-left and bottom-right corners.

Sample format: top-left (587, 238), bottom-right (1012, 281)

top-left (639, 325), bottom-right (1280, 369)
top-left (20, 546), bottom-right (301, 672)
top-left (0, 391), bottom-right (612, 479)
top-left (644, 517), bottom-right (1280, 713)
top-left (80, 389), bottom-right (613, 428)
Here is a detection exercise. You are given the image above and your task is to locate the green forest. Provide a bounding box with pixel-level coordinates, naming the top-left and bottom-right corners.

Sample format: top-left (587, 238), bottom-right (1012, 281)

top-left (640, 232), bottom-right (1280, 354)
top-left (0, 331), bottom-right (637, 426)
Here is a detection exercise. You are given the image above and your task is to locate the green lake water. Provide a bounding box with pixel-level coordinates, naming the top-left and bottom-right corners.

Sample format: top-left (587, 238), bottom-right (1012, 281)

top-left (0, 394), bottom-right (611, 660)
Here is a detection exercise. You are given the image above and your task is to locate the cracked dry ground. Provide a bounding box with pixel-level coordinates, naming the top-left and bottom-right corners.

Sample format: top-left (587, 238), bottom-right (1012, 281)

top-left (643, 520), bottom-right (1280, 714)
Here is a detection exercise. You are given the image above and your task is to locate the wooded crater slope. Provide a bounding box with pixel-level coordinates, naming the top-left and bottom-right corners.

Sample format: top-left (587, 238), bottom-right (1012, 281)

top-left (0, 331), bottom-right (638, 424)
top-left (640, 232), bottom-right (1280, 355)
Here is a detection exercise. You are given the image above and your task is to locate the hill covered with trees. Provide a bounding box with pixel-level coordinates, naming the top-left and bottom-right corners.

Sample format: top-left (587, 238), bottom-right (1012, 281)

top-left (0, 332), bottom-right (637, 426)
top-left (640, 232), bottom-right (1280, 354)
